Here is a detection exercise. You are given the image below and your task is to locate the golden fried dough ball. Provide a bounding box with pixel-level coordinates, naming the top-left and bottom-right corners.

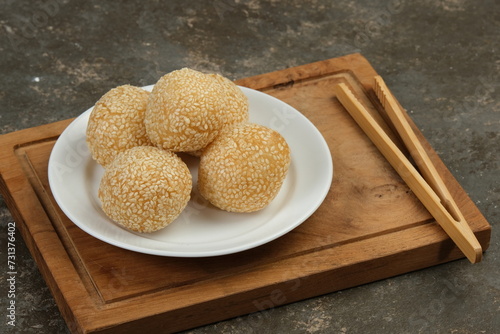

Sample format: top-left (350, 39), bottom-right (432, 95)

top-left (86, 85), bottom-right (152, 167)
top-left (145, 68), bottom-right (248, 152)
top-left (198, 123), bottom-right (291, 212)
top-left (185, 76), bottom-right (249, 158)
top-left (98, 146), bottom-right (192, 233)
top-left (208, 73), bottom-right (249, 127)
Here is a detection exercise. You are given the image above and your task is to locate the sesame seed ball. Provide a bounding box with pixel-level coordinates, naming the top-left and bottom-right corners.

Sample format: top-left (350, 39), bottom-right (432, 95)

top-left (145, 68), bottom-right (249, 152)
top-left (198, 123), bottom-right (291, 213)
top-left (145, 68), bottom-right (222, 152)
top-left (185, 76), bottom-right (249, 158)
top-left (208, 73), bottom-right (249, 128)
top-left (86, 85), bottom-right (152, 167)
top-left (98, 146), bottom-right (192, 233)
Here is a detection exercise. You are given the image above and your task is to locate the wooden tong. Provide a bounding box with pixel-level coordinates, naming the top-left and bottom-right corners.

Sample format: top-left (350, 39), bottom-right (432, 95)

top-left (333, 77), bottom-right (482, 263)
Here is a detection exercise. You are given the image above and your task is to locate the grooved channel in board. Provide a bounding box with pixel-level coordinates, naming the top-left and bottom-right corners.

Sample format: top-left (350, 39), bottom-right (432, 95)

top-left (14, 140), bottom-right (106, 305)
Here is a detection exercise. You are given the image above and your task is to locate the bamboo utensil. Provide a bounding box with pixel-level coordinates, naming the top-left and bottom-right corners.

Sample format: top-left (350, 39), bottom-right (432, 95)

top-left (333, 81), bottom-right (482, 263)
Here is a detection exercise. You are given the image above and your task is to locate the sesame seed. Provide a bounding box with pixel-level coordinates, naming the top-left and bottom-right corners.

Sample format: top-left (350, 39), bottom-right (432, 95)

top-left (145, 68), bottom-right (248, 152)
top-left (198, 123), bottom-right (290, 213)
top-left (88, 68), bottom-right (290, 230)
top-left (86, 85), bottom-right (152, 167)
top-left (98, 146), bottom-right (192, 233)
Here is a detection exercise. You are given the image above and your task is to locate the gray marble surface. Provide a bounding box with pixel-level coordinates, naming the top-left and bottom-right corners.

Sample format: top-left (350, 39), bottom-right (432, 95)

top-left (0, 0), bottom-right (498, 333)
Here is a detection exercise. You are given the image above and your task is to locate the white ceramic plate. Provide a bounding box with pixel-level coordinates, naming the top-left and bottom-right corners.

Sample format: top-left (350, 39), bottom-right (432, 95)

top-left (48, 86), bottom-right (333, 257)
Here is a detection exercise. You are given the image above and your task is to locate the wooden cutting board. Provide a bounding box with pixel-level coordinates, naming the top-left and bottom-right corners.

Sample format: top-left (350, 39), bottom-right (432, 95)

top-left (0, 53), bottom-right (491, 334)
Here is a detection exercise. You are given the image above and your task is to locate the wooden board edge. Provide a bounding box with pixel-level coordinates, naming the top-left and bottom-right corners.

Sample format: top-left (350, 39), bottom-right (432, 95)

top-left (0, 53), bottom-right (493, 333)
top-left (235, 53), bottom-right (376, 90)
top-left (0, 118), bottom-right (72, 153)
top-left (0, 137), bottom-right (98, 333)
top-left (72, 221), bottom-right (491, 334)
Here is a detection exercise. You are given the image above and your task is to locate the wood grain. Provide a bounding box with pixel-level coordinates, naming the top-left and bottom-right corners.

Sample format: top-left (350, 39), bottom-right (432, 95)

top-left (0, 53), bottom-right (491, 333)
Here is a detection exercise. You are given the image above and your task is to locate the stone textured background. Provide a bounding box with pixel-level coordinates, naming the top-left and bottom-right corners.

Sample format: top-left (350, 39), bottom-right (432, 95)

top-left (0, 0), bottom-right (498, 333)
